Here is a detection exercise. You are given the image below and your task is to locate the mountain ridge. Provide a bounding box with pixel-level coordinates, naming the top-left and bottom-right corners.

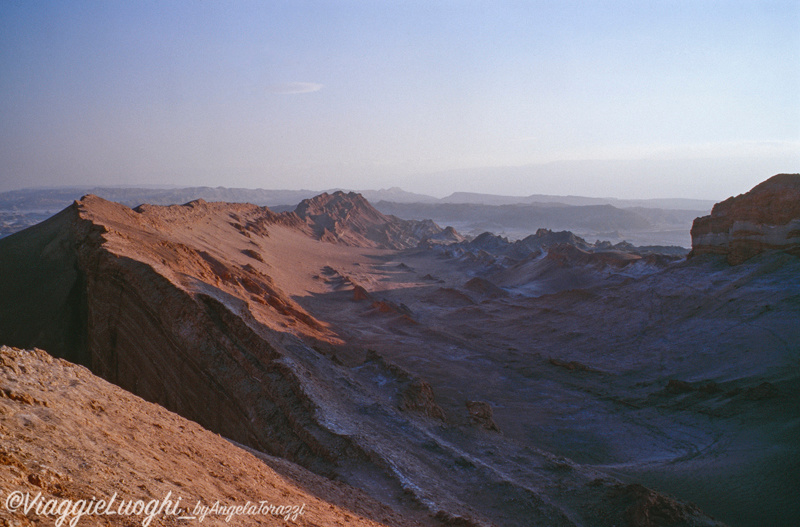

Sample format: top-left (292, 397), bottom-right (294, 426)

top-left (0, 185), bottom-right (716, 211)
top-left (1, 185), bottom-right (714, 246)
top-left (291, 190), bottom-right (447, 249)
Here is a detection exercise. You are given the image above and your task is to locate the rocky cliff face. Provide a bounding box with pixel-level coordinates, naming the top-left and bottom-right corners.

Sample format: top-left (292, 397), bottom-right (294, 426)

top-left (0, 195), bottom-right (357, 475)
top-left (292, 191), bottom-right (446, 249)
top-left (690, 174), bottom-right (800, 264)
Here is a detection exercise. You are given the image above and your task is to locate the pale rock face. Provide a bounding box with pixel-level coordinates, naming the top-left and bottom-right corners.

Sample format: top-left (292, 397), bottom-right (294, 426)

top-left (692, 219), bottom-right (800, 248)
top-left (690, 174), bottom-right (800, 264)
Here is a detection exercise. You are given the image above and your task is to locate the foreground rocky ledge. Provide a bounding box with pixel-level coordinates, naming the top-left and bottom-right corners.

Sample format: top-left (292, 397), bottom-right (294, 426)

top-left (0, 346), bottom-right (415, 527)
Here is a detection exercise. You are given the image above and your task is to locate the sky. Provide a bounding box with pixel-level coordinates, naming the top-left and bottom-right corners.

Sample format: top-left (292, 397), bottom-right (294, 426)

top-left (0, 1), bottom-right (798, 199)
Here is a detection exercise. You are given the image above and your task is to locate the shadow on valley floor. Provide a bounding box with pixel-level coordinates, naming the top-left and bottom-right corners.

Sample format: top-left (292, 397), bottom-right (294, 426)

top-left (291, 249), bottom-right (800, 527)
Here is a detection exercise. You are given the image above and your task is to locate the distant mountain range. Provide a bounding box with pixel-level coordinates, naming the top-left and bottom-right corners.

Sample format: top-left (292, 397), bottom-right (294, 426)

top-left (0, 185), bottom-right (714, 246)
top-left (438, 191), bottom-right (716, 210)
top-left (374, 200), bottom-right (696, 235)
top-left (0, 185), bottom-right (715, 211)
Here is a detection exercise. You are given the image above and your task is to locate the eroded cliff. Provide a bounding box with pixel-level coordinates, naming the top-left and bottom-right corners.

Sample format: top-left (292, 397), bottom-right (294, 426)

top-left (690, 173), bottom-right (800, 264)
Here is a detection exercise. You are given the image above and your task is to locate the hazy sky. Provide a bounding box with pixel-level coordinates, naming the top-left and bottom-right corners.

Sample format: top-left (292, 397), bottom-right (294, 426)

top-left (1, 1), bottom-right (798, 198)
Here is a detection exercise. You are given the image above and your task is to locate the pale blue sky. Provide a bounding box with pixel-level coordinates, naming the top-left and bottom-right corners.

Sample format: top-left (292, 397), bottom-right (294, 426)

top-left (1, 1), bottom-right (798, 198)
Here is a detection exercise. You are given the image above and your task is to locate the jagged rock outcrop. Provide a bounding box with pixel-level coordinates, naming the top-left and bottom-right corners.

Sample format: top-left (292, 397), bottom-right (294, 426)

top-left (399, 379), bottom-right (447, 421)
top-left (520, 228), bottom-right (593, 252)
top-left (690, 174), bottom-right (800, 264)
top-left (292, 191), bottom-right (449, 249)
top-left (442, 228), bottom-right (684, 264)
top-left (418, 225), bottom-right (465, 247)
top-left (465, 401), bottom-right (500, 432)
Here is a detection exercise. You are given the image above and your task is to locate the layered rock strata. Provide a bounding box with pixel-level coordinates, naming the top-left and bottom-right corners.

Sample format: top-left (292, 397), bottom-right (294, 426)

top-left (690, 174), bottom-right (800, 264)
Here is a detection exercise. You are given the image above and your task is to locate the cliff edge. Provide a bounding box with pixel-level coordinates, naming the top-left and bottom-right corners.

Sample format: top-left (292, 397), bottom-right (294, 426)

top-left (690, 174), bottom-right (800, 264)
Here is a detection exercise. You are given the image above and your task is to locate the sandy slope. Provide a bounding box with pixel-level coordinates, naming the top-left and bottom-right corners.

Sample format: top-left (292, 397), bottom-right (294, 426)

top-left (0, 346), bottom-right (416, 527)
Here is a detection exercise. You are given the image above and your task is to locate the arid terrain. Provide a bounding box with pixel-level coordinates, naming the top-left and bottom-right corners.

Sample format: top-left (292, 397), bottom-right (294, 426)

top-left (0, 345), bottom-right (420, 527)
top-left (0, 186), bottom-right (710, 247)
top-left (1, 175), bottom-right (798, 526)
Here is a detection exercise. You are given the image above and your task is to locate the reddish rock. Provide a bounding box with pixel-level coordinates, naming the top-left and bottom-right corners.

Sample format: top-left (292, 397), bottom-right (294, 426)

top-left (353, 284), bottom-right (372, 301)
top-left (399, 379), bottom-right (446, 421)
top-left (0, 346), bottom-right (411, 527)
top-left (0, 195), bottom-right (354, 476)
top-left (465, 400), bottom-right (500, 432)
top-left (690, 174), bottom-right (800, 264)
top-left (293, 191), bottom-right (448, 249)
top-left (370, 300), bottom-right (413, 317)
top-left (241, 248), bottom-right (265, 262)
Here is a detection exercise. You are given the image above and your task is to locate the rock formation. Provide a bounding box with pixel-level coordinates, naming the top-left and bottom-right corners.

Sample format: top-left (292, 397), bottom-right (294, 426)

top-left (690, 174), bottom-right (800, 264)
top-left (465, 401), bottom-right (500, 432)
top-left (292, 190), bottom-right (447, 249)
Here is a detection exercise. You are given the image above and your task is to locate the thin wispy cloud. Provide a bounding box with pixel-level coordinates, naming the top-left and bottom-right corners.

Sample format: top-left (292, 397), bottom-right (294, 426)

top-left (266, 82), bottom-right (323, 94)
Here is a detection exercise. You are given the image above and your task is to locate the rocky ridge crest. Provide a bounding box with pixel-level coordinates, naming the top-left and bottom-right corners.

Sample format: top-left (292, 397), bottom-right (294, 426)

top-left (292, 191), bottom-right (448, 249)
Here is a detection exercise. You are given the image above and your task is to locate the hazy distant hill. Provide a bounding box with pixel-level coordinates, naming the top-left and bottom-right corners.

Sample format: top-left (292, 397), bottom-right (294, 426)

top-left (0, 185), bottom-right (713, 212)
top-left (0, 185), bottom-right (709, 245)
top-left (0, 185), bottom-right (440, 211)
top-left (352, 187), bottom-right (439, 204)
top-left (0, 186), bottom-right (321, 210)
top-left (374, 200), bottom-right (701, 247)
top-left (376, 201), bottom-right (653, 232)
top-left (440, 191), bottom-right (715, 210)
